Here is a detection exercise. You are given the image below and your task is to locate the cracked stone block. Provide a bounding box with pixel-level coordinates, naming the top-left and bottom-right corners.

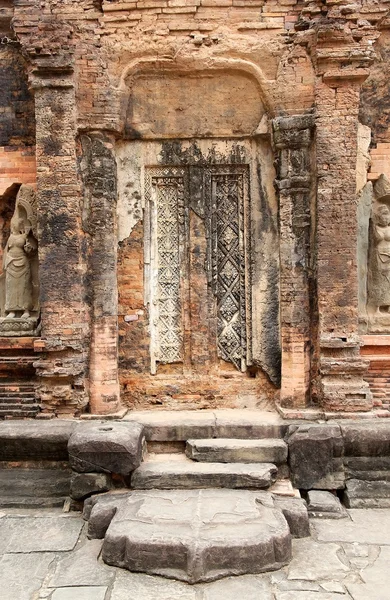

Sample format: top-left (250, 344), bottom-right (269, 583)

top-left (186, 438), bottom-right (288, 465)
top-left (307, 490), bottom-right (348, 518)
top-left (68, 422), bottom-right (144, 475)
top-left (287, 425), bottom-right (345, 490)
top-left (131, 457), bottom-right (277, 489)
top-left (273, 496), bottom-right (310, 538)
top-left (86, 489), bottom-right (292, 583)
top-left (70, 472), bottom-right (114, 501)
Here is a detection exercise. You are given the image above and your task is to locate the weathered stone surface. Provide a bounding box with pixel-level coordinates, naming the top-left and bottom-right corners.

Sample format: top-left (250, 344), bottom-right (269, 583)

top-left (110, 572), bottom-right (197, 600)
top-left (0, 467), bottom-right (71, 507)
top-left (313, 509), bottom-right (390, 544)
top-left (0, 515), bottom-right (83, 553)
top-left (68, 422), bottom-right (144, 475)
top-left (214, 411), bottom-right (288, 440)
top-left (344, 456), bottom-right (390, 480)
top-left (88, 489), bottom-right (292, 583)
top-left (124, 410), bottom-right (288, 442)
top-left (287, 425), bottom-right (344, 490)
top-left (344, 479), bottom-right (390, 508)
top-left (0, 421), bottom-right (75, 460)
top-left (307, 491), bottom-right (348, 519)
top-left (85, 491), bottom-right (133, 539)
top-left (201, 575), bottom-right (273, 599)
top-left (341, 423), bottom-right (390, 457)
top-left (287, 538), bottom-right (349, 581)
top-left (131, 457), bottom-right (278, 489)
top-left (276, 593), bottom-right (348, 600)
top-left (346, 545), bottom-right (390, 600)
top-left (0, 552), bottom-right (55, 600)
top-left (70, 472), bottom-right (113, 501)
top-left (273, 496), bottom-right (310, 538)
top-left (48, 539), bottom-right (115, 587)
top-left (51, 588), bottom-right (108, 600)
top-left (186, 438), bottom-right (288, 464)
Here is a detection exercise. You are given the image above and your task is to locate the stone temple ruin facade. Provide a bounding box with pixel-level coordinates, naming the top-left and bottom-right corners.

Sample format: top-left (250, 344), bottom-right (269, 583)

top-left (1, 0), bottom-right (390, 420)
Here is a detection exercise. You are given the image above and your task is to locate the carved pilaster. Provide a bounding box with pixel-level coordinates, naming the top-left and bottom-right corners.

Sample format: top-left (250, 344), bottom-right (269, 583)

top-left (314, 18), bottom-right (373, 412)
top-left (79, 132), bottom-right (121, 414)
top-left (273, 114), bottom-right (315, 408)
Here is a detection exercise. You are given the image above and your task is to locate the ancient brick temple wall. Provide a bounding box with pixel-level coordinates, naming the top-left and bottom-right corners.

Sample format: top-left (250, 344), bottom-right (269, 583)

top-left (0, 0), bottom-right (389, 415)
top-left (0, 15), bottom-right (36, 194)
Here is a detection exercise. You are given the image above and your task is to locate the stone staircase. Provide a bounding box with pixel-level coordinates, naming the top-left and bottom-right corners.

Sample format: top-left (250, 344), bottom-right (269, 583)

top-left (0, 383), bottom-right (40, 418)
top-left (8, 413), bottom-right (388, 583)
top-left (131, 437), bottom-right (289, 490)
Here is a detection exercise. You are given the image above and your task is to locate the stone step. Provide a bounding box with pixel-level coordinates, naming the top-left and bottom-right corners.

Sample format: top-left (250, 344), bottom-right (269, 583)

top-left (0, 397), bottom-right (37, 405)
top-left (186, 438), bottom-right (288, 464)
top-left (0, 408), bottom-right (40, 418)
top-left (0, 387), bottom-right (35, 394)
top-left (0, 421), bottom-right (75, 460)
top-left (0, 467), bottom-right (71, 508)
top-left (124, 410), bottom-right (288, 441)
top-left (131, 455), bottom-right (278, 490)
top-left (343, 478), bottom-right (390, 508)
top-left (85, 489), bottom-right (297, 583)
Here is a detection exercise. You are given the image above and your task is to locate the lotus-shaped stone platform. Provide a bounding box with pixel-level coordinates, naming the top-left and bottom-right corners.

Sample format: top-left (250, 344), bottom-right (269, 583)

top-left (84, 489), bottom-right (306, 584)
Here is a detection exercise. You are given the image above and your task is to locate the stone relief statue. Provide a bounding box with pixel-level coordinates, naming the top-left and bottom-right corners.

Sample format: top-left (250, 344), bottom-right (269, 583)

top-left (0, 185), bottom-right (40, 336)
top-left (368, 203), bottom-right (390, 314)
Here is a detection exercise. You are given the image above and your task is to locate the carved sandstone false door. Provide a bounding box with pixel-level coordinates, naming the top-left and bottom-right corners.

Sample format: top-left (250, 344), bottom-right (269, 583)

top-left (145, 164), bottom-right (251, 375)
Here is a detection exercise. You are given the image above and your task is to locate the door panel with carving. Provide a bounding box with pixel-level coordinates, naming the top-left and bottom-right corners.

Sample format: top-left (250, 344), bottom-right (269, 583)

top-left (145, 164), bottom-right (251, 375)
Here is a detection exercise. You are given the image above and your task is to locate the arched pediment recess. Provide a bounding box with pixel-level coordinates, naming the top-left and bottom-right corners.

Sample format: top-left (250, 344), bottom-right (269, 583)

top-left (117, 57), bottom-right (274, 140)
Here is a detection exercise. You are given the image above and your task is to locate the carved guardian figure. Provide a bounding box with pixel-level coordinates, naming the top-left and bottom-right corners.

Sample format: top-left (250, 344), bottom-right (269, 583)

top-left (0, 185), bottom-right (40, 336)
top-left (4, 217), bottom-right (36, 318)
top-left (368, 203), bottom-right (390, 313)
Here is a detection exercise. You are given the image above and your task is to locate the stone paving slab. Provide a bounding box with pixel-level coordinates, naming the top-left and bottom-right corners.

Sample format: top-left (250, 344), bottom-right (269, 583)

top-left (287, 538), bottom-right (349, 581)
top-left (0, 552), bottom-right (55, 600)
top-left (275, 593), bottom-right (349, 600)
top-left (50, 587), bottom-right (108, 600)
top-left (201, 574), bottom-right (273, 600)
top-left (0, 514), bottom-right (83, 553)
top-left (110, 572), bottom-right (197, 600)
top-left (0, 505), bottom-right (389, 600)
top-left (48, 538), bottom-right (115, 588)
top-left (313, 509), bottom-right (390, 544)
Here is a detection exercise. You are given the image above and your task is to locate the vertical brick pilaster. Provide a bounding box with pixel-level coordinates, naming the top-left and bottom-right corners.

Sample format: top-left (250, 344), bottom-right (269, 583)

top-left (273, 114), bottom-right (315, 408)
top-left (315, 78), bottom-right (372, 411)
top-left (79, 132), bottom-right (120, 414)
top-left (32, 75), bottom-right (90, 414)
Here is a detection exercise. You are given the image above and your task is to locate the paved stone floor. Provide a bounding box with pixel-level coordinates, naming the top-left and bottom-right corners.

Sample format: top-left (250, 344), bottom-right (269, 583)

top-left (1, 506), bottom-right (390, 599)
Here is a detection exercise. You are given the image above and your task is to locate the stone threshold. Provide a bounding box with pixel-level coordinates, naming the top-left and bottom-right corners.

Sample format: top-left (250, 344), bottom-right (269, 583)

top-left (276, 403), bottom-right (390, 421)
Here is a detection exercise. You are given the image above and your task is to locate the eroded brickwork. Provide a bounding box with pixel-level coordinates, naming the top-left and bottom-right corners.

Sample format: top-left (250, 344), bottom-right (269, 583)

top-left (0, 0), bottom-right (389, 415)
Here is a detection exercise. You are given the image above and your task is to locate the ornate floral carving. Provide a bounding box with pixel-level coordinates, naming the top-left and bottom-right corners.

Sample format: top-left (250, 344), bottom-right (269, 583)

top-left (145, 168), bottom-right (186, 373)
